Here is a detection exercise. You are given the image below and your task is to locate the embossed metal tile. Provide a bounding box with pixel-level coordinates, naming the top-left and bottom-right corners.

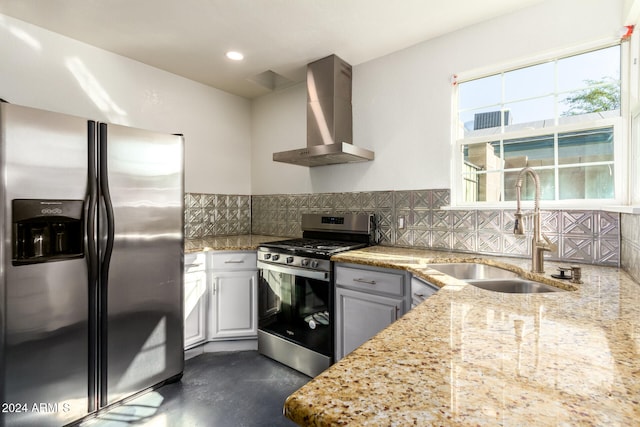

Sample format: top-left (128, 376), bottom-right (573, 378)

top-left (309, 194), bottom-right (322, 211)
top-left (432, 230), bottom-right (452, 249)
top-left (452, 232), bottom-right (476, 252)
top-left (622, 213), bottom-right (640, 244)
top-left (452, 210), bottom-right (476, 231)
top-left (413, 210), bottom-right (431, 229)
top-left (621, 240), bottom-right (640, 282)
top-left (503, 210), bottom-right (517, 234)
top-left (413, 190), bottom-right (431, 209)
top-left (561, 211), bottom-right (593, 235)
top-left (190, 207), bottom-right (205, 224)
top-left (375, 191), bottom-right (393, 208)
top-left (597, 238), bottom-right (620, 265)
top-left (561, 236), bottom-right (594, 262)
top-left (395, 191), bottom-right (412, 210)
top-left (376, 209), bottom-right (393, 229)
top-left (477, 210), bottom-right (502, 231)
top-left (502, 234), bottom-right (529, 256)
top-left (359, 192), bottom-right (377, 209)
top-left (597, 211), bottom-right (620, 238)
top-left (477, 231), bottom-right (502, 254)
top-left (413, 229), bottom-right (431, 248)
top-left (431, 190), bottom-right (450, 208)
top-left (432, 210), bottom-right (451, 230)
top-left (396, 229), bottom-right (414, 247)
top-left (202, 194), bottom-right (215, 208)
top-left (377, 227), bottom-right (394, 245)
top-left (540, 211), bottom-right (559, 234)
top-left (185, 190), bottom-right (621, 265)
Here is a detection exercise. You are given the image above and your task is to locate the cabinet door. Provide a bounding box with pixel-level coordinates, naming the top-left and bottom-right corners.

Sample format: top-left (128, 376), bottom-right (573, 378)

top-left (335, 287), bottom-right (402, 360)
top-left (209, 270), bottom-right (258, 340)
top-left (184, 269), bottom-right (207, 348)
top-left (411, 276), bottom-right (439, 309)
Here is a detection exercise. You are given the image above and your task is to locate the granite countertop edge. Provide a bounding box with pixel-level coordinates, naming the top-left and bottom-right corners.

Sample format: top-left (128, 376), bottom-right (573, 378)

top-left (284, 245), bottom-right (640, 427)
top-left (184, 234), bottom-right (289, 253)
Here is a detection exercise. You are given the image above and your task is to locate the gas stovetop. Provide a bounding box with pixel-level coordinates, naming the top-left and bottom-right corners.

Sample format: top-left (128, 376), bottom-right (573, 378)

top-left (257, 213), bottom-right (373, 271)
top-left (259, 238), bottom-right (367, 257)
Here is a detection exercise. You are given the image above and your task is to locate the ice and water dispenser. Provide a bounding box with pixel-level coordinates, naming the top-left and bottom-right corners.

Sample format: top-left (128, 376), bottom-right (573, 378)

top-left (12, 199), bottom-right (84, 265)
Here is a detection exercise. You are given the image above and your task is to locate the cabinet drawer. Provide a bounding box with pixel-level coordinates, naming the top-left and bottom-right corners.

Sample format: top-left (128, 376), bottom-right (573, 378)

top-left (335, 265), bottom-right (404, 296)
top-left (208, 251), bottom-right (257, 270)
top-left (185, 252), bottom-right (206, 272)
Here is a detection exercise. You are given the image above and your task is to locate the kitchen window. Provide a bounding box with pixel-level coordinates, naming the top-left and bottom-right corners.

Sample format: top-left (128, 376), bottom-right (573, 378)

top-left (452, 44), bottom-right (625, 207)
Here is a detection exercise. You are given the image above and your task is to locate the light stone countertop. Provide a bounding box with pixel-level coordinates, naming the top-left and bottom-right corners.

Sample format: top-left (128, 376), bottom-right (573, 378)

top-left (284, 245), bottom-right (640, 426)
top-left (184, 234), bottom-right (289, 253)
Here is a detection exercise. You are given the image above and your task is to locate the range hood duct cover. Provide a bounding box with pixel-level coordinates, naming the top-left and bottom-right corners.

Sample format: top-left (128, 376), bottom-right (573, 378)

top-left (273, 54), bottom-right (374, 167)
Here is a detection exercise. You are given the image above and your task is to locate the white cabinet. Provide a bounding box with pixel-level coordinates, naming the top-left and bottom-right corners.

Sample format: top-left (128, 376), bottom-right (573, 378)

top-left (184, 252), bottom-right (208, 349)
top-left (334, 263), bottom-right (410, 360)
top-left (207, 251), bottom-right (258, 341)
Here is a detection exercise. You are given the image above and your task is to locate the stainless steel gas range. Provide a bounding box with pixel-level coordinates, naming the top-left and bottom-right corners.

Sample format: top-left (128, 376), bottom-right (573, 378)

top-left (256, 213), bottom-right (374, 377)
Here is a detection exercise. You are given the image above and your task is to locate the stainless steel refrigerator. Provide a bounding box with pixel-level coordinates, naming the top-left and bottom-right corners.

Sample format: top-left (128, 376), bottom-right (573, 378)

top-left (0, 102), bottom-right (184, 427)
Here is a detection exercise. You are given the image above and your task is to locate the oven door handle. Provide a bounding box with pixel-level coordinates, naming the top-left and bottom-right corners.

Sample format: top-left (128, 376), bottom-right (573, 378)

top-left (257, 260), bottom-right (330, 282)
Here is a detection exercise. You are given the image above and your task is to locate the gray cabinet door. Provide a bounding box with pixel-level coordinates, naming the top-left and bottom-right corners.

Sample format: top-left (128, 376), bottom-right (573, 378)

top-left (209, 270), bottom-right (258, 339)
top-left (335, 287), bottom-right (402, 360)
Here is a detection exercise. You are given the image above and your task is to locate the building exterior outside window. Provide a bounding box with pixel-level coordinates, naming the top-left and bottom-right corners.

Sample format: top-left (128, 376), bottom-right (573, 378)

top-left (453, 45), bottom-right (623, 206)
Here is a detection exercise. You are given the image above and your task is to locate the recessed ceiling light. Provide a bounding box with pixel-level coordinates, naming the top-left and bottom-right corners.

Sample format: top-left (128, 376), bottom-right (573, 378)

top-left (226, 51), bottom-right (244, 61)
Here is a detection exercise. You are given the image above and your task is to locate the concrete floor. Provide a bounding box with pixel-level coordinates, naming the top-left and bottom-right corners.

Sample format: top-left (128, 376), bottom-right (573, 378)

top-left (82, 351), bottom-right (311, 427)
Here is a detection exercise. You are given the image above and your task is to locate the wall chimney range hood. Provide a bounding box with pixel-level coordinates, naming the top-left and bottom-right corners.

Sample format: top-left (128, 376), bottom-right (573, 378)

top-left (272, 54), bottom-right (374, 167)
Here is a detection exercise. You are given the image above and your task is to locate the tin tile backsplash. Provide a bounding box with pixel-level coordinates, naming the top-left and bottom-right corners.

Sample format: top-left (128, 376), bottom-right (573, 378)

top-left (185, 190), bottom-right (621, 267)
top-left (184, 193), bottom-right (251, 238)
top-left (621, 213), bottom-right (640, 282)
top-left (250, 190), bottom-right (621, 266)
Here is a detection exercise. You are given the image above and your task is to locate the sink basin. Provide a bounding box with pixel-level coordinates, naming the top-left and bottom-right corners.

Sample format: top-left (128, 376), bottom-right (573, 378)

top-left (426, 263), bottom-right (519, 280)
top-left (466, 279), bottom-right (564, 293)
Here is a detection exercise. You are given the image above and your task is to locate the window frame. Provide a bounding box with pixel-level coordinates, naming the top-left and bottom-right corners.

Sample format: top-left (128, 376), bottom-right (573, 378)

top-left (450, 40), bottom-right (630, 209)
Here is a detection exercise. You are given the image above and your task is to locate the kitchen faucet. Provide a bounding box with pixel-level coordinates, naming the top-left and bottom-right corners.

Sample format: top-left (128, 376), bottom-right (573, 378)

top-left (513, 167), bottom-right (556, 273)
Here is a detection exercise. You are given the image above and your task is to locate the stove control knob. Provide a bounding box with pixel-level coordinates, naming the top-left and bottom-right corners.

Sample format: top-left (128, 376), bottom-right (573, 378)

top-left (301, 258), bottom-right (310, 267)
top-left (264, 253), bottom-right (271, 260)
top-left (310, 260), bottom-right (319, 269)
top-left (286, 256), bottom-right (294, 264)
top-left (272, 254), bottom-right (280, 261)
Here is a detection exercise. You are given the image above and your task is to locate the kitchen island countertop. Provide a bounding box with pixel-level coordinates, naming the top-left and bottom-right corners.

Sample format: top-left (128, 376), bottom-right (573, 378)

top-left (284, 245), bottom-right (640, 426)
top-left (185, 234), bottom-right (288, 253)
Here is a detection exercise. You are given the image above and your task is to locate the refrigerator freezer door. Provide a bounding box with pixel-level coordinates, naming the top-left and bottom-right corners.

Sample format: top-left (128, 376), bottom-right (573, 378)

top-left (99, 123), bottom-right (184, 407)
top-left (1, 104), bottom-right (90, 426)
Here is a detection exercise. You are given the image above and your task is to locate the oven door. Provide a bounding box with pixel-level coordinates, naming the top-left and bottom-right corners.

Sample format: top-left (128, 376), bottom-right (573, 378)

top-left (257, 261), bottom-right (333, 357)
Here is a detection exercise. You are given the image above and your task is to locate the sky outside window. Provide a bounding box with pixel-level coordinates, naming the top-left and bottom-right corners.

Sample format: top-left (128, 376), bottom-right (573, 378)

top-left (458, 45), bottom-right (620, 134)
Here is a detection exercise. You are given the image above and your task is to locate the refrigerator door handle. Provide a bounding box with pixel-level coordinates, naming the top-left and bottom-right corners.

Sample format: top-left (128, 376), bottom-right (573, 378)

top-left (86, 120), bottom-right (100, 413)
top-left (98, 122), bottom-right (115, 269)
top-left (97, 122), bottom-right (115, 407)
top-left (87, 120), bottom-right (99, 281)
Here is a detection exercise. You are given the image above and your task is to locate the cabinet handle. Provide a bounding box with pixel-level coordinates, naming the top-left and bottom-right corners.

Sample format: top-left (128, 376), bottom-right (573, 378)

top-left (224, 260), bottom-right (245, 264)
top-left (353, 278), bottom-right (376, 285)
top-left (186, 262), bottom-right (203, 267)
top-left (413, 292), bottom-right (425, 299)
top-left (395, 306), bottom-right (400, 319)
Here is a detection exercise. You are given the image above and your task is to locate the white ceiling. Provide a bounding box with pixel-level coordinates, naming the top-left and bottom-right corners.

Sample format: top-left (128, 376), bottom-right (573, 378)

top-left (0, 0), bottom-right (544, 99)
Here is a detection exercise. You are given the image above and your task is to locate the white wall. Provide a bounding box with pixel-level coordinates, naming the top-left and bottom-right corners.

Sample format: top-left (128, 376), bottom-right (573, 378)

top-left (250, 0), bottom-right (623, 195)
top-left (0, 14), bottom-right (252, 194)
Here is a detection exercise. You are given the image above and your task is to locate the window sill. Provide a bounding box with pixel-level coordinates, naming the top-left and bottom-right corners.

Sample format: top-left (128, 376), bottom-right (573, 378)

top-left (442, 204), bottom-right (637, 212)
top-left (602, 206), bottom-right (640, 214)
